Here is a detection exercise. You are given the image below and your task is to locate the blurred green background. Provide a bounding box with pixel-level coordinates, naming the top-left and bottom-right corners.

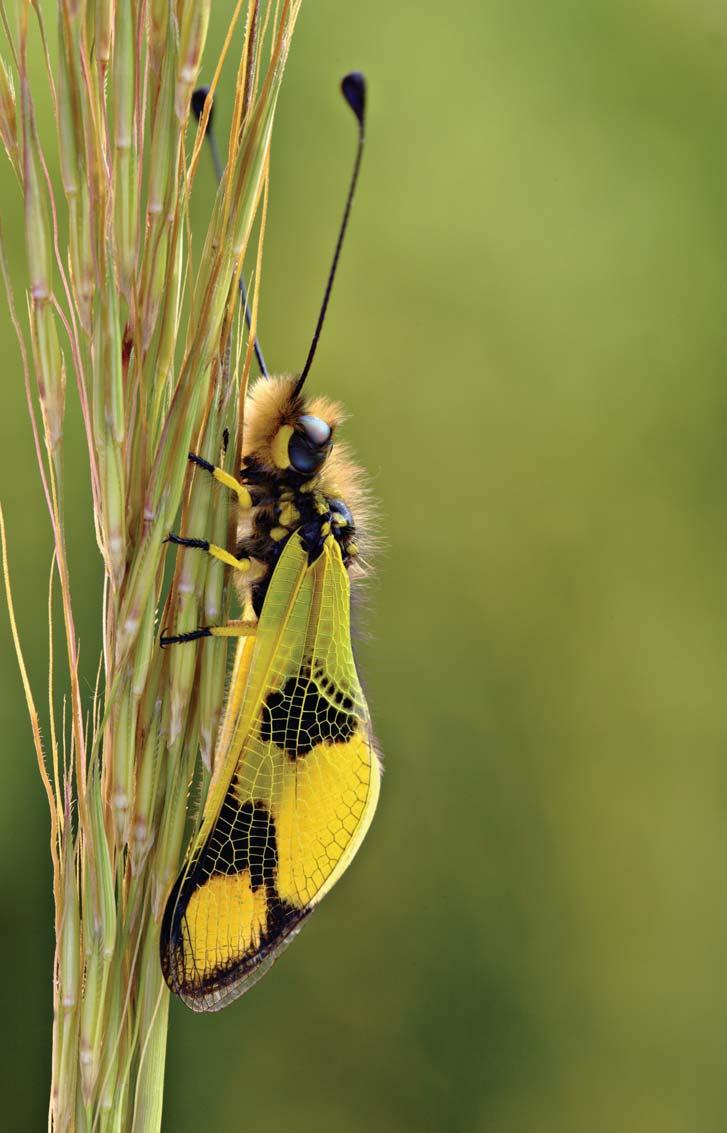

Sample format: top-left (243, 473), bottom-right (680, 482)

top-left (1, 1), bottom-right (726, 1129)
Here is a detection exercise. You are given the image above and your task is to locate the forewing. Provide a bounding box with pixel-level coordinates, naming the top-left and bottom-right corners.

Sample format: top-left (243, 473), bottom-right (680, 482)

top-left (160, 533), bottom-right (380, 1011)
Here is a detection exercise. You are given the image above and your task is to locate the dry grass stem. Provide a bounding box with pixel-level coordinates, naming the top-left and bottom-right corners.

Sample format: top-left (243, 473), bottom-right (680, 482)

top-left (0, 3), bottom-right (302, 1129)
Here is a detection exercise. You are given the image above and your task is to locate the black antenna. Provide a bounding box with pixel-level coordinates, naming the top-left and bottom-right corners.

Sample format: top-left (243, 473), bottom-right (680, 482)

top-left (192, 87), bottom-right (269, 379)
top-left (292, 72), bottom-right (367, 398)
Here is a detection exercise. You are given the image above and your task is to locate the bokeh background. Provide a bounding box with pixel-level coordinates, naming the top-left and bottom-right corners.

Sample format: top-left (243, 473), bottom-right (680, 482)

top-left (1, 1), bottom-right (725, 1129)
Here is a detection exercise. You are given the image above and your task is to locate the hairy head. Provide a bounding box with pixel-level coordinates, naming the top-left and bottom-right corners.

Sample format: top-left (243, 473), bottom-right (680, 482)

top-left (243, 375), bottom-right (346, 479)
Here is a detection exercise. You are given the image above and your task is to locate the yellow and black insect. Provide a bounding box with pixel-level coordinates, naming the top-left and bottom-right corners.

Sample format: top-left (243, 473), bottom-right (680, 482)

top-left (159, 73), bottom-right (381, 1012)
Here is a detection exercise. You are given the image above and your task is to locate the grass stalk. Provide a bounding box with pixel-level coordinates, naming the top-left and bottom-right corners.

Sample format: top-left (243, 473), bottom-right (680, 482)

top-left (0, 2), bottom-right (302, 1128)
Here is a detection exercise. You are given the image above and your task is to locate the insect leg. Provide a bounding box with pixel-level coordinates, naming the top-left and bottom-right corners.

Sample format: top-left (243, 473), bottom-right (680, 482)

top-left (165, 533), bottom-right (258, 574)
top-left (188, 452), bottom-right (252, 510)
top-left (160, 620), bottom-right (257, 647)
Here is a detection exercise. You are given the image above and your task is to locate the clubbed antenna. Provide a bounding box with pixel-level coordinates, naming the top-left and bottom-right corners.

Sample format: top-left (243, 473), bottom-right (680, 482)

top-left (293, 72), bottom-right (367, 397)
top-left (192, 87), bottom-right (269, 378)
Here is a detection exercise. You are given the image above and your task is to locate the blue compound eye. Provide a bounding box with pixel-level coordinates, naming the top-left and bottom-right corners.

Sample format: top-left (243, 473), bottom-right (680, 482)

top-left (289, 431), bottom-right (326, 474)
top-left (298, 415), bottom-right (332, 447)
top-left (288, 415), bottom-right (332, 474)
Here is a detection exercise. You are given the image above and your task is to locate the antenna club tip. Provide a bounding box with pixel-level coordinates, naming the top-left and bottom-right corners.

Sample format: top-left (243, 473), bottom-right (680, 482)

top-left (341, 72), bottom-right (366, 125)
top-left (191, 86), bottom-right (214, 127)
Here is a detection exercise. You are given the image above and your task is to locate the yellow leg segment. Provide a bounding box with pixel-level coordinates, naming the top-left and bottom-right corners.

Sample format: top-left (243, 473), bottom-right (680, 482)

top-left (166, 534), bottom-right (264, 578)
top-left (188, 452), bottom-right (252, 509)
top-left (207, 543), bottom-right (252, 572)
top-left (208, 620), bottom-right (258, 638)
top-left (213, 468), bottom-right (252, 509)
top-left (160, 620), bottom-right (257, 647)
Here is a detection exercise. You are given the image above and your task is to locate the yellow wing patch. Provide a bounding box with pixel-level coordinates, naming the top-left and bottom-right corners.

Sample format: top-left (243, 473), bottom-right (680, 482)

top-left (160, 533), bottom-right (380, 1011)
top-left (275, 730), bottom-right (374, 904)
top-left (184, 874), bottom-right (268, 973)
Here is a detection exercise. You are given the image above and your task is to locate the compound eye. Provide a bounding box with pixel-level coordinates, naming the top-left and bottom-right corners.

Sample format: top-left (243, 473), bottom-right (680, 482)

top-left (298, 415), bottom-right (332, 447)
top-left (289, 431), bottom-right (326, 474)
top-left (287, 414), bottom-right (332, 474)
